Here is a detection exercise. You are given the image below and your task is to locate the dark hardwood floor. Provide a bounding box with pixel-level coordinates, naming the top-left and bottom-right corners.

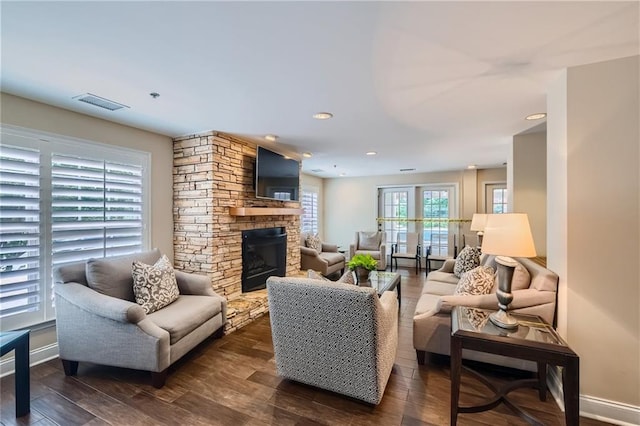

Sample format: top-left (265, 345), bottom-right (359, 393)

top-left (1, 269), bottom-right (612, 426)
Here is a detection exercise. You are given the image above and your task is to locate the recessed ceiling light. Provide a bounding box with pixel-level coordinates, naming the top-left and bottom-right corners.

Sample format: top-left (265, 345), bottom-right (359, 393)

top-left (366, 151), bottom-right (377, 156)
top-left (467, 165), bottom-right (477, 169)
top-left (340, 173), bottom-right (346, 177)
top-left (302, 152), bottom-right (312, 158)
top-left (264, 134), bottom-right (278, 142)
top-left (313, 112), bottom-right (333, 120)
top-left (526, 113), bottom-right (546, 120)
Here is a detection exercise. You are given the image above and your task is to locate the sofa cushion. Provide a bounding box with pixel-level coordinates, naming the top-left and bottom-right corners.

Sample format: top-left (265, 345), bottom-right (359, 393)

top-left (358, 232), bottom-right (381, 251)
top-left (414, 293), bottom-right (442, 317)
top-left (453, 246), bottom-right (481, 278)
top-left (306, 234), bottom-right (323, 253)
top-left (425, 271), bottom-right (460, 286)
top-left (132, 255), bottom-right (180, 314)
top-left (422, 280), bottom-right (458, 296)
top-left (148, 295), bottom-right (222, 345)
top-left (320, 251), bottom-right (345, 266)
top-left (86, 248), bottom-right (161, 301)
top-left (455, 265), bottom-right (496, 296)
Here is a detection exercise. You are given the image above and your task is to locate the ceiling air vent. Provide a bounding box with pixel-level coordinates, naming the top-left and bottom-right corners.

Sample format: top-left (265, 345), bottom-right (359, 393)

top-left (73, 93), bottom-right (129, 111)
top-left (310, 169), bottom-right (324, 173)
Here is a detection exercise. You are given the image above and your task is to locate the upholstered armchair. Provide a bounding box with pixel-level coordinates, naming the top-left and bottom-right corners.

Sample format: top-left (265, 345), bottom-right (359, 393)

top-left (349, 231), bottom-right (387, 270)
top-left (300, 232), bottom-right (345, 277)
top-left (53, 249), bottom-right (227, 388)
top-left (266, 276), bottom-right (398, 405)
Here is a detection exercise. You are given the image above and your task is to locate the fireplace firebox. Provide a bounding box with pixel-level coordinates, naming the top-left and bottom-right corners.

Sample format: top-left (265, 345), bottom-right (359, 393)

top-left (241, 227), bottom-right (287, 292)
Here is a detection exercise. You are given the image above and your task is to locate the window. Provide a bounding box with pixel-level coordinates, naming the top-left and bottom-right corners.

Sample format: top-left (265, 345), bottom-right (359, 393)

top-left (0, 126), bottom-right (150, 331)
top-left (422, 189), bottom-right (451, 257)
top-left (486, 183), bottom-right (508, 213)
top-left (379, 189), bottom-right (409, 248)
top-left (301, 189), bottom-right (318, 234)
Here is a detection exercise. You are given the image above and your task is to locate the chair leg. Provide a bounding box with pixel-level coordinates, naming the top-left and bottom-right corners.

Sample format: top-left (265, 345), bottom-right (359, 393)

top-left (151, 369), bottom-right (168, 388)
top-left (61, 359), bottom-right (79, 376)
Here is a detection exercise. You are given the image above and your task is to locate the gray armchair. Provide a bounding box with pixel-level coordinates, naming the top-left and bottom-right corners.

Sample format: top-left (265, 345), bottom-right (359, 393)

top-left (53, 249), bottom-right (226, 388)
top-left (349, 231), bottom-right (387, 270)
top-left (300, 232), bottom-right (345, 277)
top-left (267, 276), bottom-right (398, 405)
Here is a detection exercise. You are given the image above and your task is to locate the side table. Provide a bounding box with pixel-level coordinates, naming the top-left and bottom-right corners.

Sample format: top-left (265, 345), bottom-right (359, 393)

top-left (450, 307), bottom-right (579, 426)
top-left (0, 330), bottom-right (30, 417)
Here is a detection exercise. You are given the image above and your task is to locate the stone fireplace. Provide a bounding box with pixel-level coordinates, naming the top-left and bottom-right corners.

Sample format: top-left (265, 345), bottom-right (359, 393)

top-left (172, 131), bottom-right (301, 333)
top-left (241, 227), bottom-right (287, 293)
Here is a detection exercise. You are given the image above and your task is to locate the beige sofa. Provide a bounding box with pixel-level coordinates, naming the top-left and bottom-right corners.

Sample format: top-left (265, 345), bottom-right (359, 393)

top-left (413, 255), bottom-right (558, 371)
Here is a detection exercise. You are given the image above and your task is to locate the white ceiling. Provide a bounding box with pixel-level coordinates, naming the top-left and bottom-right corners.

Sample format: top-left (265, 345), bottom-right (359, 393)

top-left (1, 1), bottom-right (638, 177)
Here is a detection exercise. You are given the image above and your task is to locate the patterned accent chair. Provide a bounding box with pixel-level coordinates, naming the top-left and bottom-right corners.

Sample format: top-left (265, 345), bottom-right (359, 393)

top-left (53, 249), bottom-right (227, 388)
top-left (266, 276), bottom-right (398, 405)
top-left (349, 231), bottom-right (387, 270)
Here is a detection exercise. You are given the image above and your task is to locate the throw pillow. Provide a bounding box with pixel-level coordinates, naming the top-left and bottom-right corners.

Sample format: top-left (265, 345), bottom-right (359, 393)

top-left (336, 270), bottom-right (356, 285)
top-left (455, 265), bottom-right (496, 296)
top-left (132, 255), bottom-right (180, 314)
top-left (453, 245), bottom-right (481, 278)
top-left (358, 232), bottom-right (381, 251)
top-left (510, 260), bottom-right (531, 291)
top-left (306, 234), bottom-right (323, 253)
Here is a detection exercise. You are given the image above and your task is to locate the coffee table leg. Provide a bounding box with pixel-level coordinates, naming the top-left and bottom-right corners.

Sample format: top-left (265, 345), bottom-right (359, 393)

top-left (563, 357), bottom-right (580, 426)
top-left (450, 335), bottom-right (462, 425)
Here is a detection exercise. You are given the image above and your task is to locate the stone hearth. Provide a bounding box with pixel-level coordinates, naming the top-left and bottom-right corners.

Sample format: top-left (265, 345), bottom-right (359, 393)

top-left (172, 131), bottom-right (301, 333)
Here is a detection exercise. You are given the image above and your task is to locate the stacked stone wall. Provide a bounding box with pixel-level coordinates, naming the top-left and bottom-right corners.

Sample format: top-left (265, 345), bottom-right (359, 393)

top-left (173, 131), bottom-right (301, 331)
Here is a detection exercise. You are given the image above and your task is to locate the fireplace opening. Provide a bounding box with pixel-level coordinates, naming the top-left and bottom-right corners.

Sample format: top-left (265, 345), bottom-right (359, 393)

top-left (242, 227), bottom-right (287, 292)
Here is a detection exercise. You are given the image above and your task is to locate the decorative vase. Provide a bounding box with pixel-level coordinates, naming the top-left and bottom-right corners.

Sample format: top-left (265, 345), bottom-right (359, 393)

top-left (355, 266), bottom-right (371, 284)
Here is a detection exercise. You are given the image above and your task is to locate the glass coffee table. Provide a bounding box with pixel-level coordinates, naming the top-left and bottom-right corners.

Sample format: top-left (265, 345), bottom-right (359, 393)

top-left (357, 271), bottom-right (401, 307)
top-left (450, 306), bottom-right (579, 426)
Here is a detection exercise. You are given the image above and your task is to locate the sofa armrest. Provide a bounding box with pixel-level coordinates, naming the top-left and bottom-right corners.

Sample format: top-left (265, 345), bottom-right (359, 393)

top-left (174, 270), bottom-right (215, 296)
top-left (440, 288), bottom-right (557, 313)
top-left (300, 246), bottom-right (320, 257)
top-left (436, 259), bottom-right (456, 273)
top-left (55, 282), bottom-right (145, 324)
top-left (321, 243), bottom-right (338, 253)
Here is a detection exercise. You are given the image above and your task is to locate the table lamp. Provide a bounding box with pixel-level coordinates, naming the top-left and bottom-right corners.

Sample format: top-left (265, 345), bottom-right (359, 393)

top-left (469, 213), bottom-right (488, 246)
top-left (481, 213), bottom-right (536, 329)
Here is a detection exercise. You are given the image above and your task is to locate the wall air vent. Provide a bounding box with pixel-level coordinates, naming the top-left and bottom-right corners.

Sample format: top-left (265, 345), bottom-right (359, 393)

top-left (400, 168), bottom-right (416, 172)
top-left (73, 93), bottom-right (129, 111)
top-left (310, 169), bottom-right (324, 173)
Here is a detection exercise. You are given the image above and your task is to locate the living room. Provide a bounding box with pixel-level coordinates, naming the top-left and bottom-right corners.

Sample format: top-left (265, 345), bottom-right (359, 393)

top-left (1, 2), bottom-right (639, 425)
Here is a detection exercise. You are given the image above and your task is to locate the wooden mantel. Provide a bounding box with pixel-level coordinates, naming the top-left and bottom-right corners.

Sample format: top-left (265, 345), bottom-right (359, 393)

top-left (229, 207), bottom-right (303, 216)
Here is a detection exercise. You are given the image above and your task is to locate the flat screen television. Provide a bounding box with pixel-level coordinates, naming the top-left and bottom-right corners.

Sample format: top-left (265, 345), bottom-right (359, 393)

top-left (255, 146), bottom-right (300, 201)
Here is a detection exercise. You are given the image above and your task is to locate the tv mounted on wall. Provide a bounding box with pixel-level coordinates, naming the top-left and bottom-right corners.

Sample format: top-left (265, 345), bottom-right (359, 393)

top-left (255, 146), bottom-right (300, 202)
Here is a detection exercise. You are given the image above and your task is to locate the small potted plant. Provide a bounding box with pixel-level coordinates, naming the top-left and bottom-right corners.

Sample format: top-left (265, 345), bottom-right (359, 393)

top-left (347, 253), bottom-right (378, 283)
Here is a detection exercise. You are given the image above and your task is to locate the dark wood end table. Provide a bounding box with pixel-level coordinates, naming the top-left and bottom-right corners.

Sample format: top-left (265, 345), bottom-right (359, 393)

top-left (0, 330), bottom-right (30, 417)
top-left (450, 307), bottom-right (579, 426)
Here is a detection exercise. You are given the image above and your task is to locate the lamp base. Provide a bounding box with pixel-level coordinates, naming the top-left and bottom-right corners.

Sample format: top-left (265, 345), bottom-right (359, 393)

top-left (489, 309), bottom-right (518, 329)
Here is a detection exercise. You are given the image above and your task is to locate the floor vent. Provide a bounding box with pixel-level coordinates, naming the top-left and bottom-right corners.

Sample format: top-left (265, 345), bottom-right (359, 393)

top-left (73, 93), bottom-right (129, 111)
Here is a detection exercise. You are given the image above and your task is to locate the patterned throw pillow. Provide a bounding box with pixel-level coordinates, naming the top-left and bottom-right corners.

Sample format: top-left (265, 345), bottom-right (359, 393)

top-left (455, 265), bottom-right (496, 296)
top-left (337, 270), bottom-right (356, 285)
top-left (453, 245), bottom-right (482, 278)
top-left (306, 234), bottom-right (323, 253)
top-left (132, 255), bottom-right (180, 314)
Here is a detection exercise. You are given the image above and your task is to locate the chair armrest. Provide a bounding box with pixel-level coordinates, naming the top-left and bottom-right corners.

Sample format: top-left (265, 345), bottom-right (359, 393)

top-left (55, 282), bottom-right (146, 324)
top-left (349, 243), bottom-right (356, 259)
top-left (300, 246), bottom-right (320, 257)
top-left (379, 291), bottom-right (399, 314)
top-left (379, 243), bottom-right (387, 258)
top-left (174, 270), bottom-right (215, 296)
top-left (321, 243), bottom-right (338, 253)
top-left (391, 243), bottom-right (397, 255)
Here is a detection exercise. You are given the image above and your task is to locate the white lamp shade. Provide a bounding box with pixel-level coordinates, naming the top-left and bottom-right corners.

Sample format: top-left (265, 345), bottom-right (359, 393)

top-left (469, 213), bottom-right (488, 232)
top-left (481, 213), bottom-right (537, 258)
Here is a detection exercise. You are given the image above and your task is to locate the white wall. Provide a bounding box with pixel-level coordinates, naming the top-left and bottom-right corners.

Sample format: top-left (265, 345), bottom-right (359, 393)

top-left (323, 168), bottom-right (506, 252)
top-left (512, 131), bottom-right (547, 256)
top-left (548, 56), bottom-right (639, 420)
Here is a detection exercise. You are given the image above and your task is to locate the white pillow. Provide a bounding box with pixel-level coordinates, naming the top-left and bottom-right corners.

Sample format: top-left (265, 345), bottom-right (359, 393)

top-left (132, 255), bottom-right (180, 314)
top-left (455, 265), bottom-right (496, 296)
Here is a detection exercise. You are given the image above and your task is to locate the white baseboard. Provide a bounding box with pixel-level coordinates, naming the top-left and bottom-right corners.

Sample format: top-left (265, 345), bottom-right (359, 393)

top-left (548, 366), bottom-right (640, 426)
top-left (0, 343), bottom-right (59, 378)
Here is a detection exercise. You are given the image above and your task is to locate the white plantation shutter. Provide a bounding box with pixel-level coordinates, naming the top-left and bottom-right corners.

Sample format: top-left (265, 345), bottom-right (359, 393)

top-left (0, 126), bottom-right (150, 330)
top-left (301, 190), bottom-right (318, 234)
top-left (0, 145), bottom-right (42, 322)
